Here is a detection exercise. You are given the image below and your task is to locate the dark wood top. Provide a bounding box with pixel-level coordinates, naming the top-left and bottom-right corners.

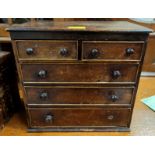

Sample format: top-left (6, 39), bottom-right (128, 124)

top-left (7, 21), bottom-right (153, 33)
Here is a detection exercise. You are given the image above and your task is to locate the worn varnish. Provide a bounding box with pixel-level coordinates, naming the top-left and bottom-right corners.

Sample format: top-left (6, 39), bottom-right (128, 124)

top-left (82, 41), bottom-right (144, 61)
top-left (21, 63), bottom-right (139, 83)
top-left (25, 86), bottom-right (134, 106)
top-left (7, 21), bottom-right (152, 132)
top-left (7, 21), bottom-right (152, 32)
top-left (28, 108), bottom-right (131, 128)
top-left (0, 77), bottom-right (155, 135)
top-left (16, 40), bottom-right (78, 61)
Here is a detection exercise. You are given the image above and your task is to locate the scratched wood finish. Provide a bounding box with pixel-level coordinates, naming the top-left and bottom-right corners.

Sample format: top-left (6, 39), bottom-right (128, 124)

top-left (16, 40), bottom-right (78, 60)
top-left (8, 21), bottom-right (152, 132)
top-left (25, 86), bottom-right (134, 106)
top-left (82, 41), bottom-right (144, 60)
top-left (21, 63), bottom-right (138, 83)
top-left (28, 107), bottom-right (131, 127)
top-left (8, 21), bottom-right (152, 32)
top-left (0, 77), bottom-right (155, 135)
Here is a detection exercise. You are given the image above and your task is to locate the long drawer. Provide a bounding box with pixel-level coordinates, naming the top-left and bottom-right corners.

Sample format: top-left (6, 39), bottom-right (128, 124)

top-left (25, 86), bottom-right (134, 106)
top-left (16, 40), bottom-right (78, 60)
top-left (28, 107), bottom-right (131, 127)
top-left (21, 63), bottom-right (139, 83)
top-left (82, 41), bottom-right (144, 60)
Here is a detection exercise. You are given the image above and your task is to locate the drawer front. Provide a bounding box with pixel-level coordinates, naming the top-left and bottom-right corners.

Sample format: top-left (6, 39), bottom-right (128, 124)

top-left (21, 63), bottom-right (138, 83)
top-left (82, 41), bottom-right (144, 60)
top-left (29, 107), bottom-right (131, 127)
top-left (25, 87), bottom-right (134, 106)
top-left (16, 40), bottom-right (78, 60)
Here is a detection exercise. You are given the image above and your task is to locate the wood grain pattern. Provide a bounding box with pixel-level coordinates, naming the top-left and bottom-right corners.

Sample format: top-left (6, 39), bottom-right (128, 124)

top-left (21, 63), bottom-right (139, 83)
top-left (16, 40), bottom-right (78, 61)
top-left (1, 77), bottom-right (155, 135)
top-left (28, 107), bottom-right (131, 128)
top-left (8, 21), bottom-right (152, 32)
top-left (82, 41), bottom-right (144, 61)
top-left (24, 86), bottom-right (134, 106)
top-left (8, 21), bottom-right (151, 132)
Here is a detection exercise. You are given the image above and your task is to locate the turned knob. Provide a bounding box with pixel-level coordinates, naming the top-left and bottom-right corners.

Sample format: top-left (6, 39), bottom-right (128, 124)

top-left (107, 115), bottom-right (114, 120)
top-left (44, 114), bottom-right (53, 123)
top-left (37, 70), bottom-right (47, 78)
top-left (126, 48), bottom-right (134, 56)
top-left (111, 95), bottom-right (119, 102)
top-left (112, 70), bottom-right (121, 79)
top-left (90, 49), bottom-right (100, 58)
top-left (40, 92), bottom-right (48, 100)
top-left (59, 48), bottom-right (69, 56)
top-left (26, 48), bottom-right (34, 55)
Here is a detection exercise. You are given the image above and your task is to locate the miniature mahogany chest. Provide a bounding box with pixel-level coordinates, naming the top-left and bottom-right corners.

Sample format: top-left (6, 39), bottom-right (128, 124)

top-left (8, 21), bottom-right (152, 132)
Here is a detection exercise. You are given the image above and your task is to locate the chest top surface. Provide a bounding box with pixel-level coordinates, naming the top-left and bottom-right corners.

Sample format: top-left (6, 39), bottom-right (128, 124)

top-left (7, 21), bottom-right (153, 41)
top-left (7, 21), bottom-right (152, 33)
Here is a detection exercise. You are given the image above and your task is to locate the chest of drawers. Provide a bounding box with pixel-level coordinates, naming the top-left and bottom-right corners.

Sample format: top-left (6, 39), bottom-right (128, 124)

top-left (8, 21), bottom-right (152, 132)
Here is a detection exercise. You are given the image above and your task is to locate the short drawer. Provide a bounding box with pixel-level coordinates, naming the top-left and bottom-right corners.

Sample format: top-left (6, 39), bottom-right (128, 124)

top-left (16, 40), bottom-right (78, 60)
top-left (28, 107), bottom-right (131, 127)
top-left (82, 41), bottom-right (144, 60)
top-left (21, 63), bottom-right (139, 83)
top-left (25, 86), bottom-right (134, 106)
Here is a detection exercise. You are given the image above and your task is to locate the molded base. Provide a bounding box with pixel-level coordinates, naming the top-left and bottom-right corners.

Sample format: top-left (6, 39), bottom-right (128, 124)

top-left (27, 127), bottom-right (130, 132)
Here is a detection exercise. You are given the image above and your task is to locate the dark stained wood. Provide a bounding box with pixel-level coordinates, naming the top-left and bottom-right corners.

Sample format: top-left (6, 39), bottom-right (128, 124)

top-left (2, 77), bottom-right (155, 134)
top-left (16, 40), bottom-right (78, 61)
top-left (8, 21), bottom-right (151, 41)
top-left (8, 21), bottom-right (152, 33)
top-left (8, 21), bottom-right (151, 132)
top-left (25, 86), bottom-right (134, 106)
top-left (21, 63), bottom-right (139, 83)
top-left (28, 107), bottom-right (131, 127)
top-left (117, 18), bottom-right (155, 73)
top-left (82, 41), bottom-right (144, 61)
top-left (10, 31), bottom-right (149, 41)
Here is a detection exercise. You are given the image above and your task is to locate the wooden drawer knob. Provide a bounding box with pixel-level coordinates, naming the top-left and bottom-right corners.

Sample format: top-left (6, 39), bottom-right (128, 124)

top-left (59, 48), bottom-right (69, 56)
top-left (40, 92), bottom-right (48, 100)
top-left (44, 114), bottom-right (53, 123)
top-left (26, 48), bottom-right (34, 55)
top-left (37, 70), bottom-right (47, 78)
top-left (112, 70), bottom-right (121, 79)
top-left (90, 49), bottom-right (100, 58)
top-left (111, 95), bottom-right (119, 102)
top-left (107, 115), bottom-right (114, 120)
top-left (126, 48), bottom-right (134, 56)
